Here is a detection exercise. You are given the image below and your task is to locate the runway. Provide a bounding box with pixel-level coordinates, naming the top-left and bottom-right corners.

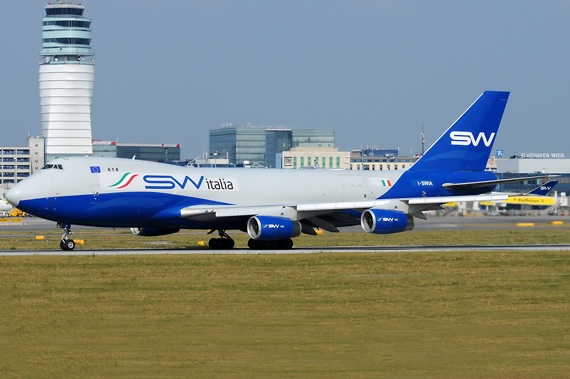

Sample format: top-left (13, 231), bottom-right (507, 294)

top-left (2, 243), bottom-right (570, 257)
top-left (1, 215), bottom-right (569, 256)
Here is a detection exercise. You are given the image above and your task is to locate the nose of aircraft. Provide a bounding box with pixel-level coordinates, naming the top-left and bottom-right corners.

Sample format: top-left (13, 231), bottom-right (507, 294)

top-left (5, 173), bottom-right (47, 208)
top-left (6, 184), bottom-right (22, 207)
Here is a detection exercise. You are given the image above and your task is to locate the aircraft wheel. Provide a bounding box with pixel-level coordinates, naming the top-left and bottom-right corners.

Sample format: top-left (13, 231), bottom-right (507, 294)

top-left (281, 239), bottom-right (294, 249)
top-left (208, 238), bottom-right (220, 249)
top-left (224, 239), bottom-right (235, 249)
top-left (248, 239), bottom-right (262, 250)
top-left (61, 239), bottom-right (75, 251)
top-left (65, 240), bottom-right (76, 251)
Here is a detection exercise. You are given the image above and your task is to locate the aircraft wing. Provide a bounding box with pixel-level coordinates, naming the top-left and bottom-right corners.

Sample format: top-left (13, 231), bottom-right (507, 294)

top-left (180, 204), bottom-right (287, 219)
top-left (179, 193), bottom-right (509, 219)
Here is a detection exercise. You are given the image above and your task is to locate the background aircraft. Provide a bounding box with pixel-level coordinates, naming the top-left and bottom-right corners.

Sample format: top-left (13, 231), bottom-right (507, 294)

top-left (0, 199), bottom-right (14, 214)
top-left (7, 91), bottom-right (543, 251)
top-left (498, 180), bottom-right (559, 207)
top-left (524, 180), bottom-right (558, 196)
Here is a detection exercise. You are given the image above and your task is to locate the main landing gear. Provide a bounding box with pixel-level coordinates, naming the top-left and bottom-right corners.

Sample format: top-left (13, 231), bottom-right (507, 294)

top-left (208, 229), bottom-right (235, 249)
top-left (57, 223), bottom-right (75, 251)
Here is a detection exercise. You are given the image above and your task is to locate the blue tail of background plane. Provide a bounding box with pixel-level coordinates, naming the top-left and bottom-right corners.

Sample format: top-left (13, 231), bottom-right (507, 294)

top-left (527, 180), bottom-right (558, 196)
top-left (410, 91), bottom-right (510, 172)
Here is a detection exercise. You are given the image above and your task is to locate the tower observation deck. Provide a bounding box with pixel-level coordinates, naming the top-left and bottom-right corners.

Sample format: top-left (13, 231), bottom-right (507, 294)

top-left (39, 1), bottom-right (94, 157)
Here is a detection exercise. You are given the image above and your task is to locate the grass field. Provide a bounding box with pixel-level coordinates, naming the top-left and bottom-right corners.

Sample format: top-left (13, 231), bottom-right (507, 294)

top-left (2, 226), bottom-right (570, 250)
top-left (1, 238), bottom-right (569, 378)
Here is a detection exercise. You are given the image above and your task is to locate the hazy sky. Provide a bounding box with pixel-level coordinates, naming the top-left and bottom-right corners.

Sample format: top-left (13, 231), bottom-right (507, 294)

top-left (1, 0), bottom-right (569, 159)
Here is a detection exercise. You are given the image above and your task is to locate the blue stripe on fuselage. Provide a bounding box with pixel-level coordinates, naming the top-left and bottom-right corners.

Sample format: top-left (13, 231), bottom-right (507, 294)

top-left (17, 192), bottom-right (232, 228)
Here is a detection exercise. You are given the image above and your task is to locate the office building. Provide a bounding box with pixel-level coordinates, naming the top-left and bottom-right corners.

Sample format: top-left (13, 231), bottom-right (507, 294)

top-left (280, 147), bottom-right (350, 169)
top-left (349, 149), bottom-right (418, 171)
top-left (209, 125), bottom-right (335, 167)
top-left (0, 137), bottom-right (45, 189)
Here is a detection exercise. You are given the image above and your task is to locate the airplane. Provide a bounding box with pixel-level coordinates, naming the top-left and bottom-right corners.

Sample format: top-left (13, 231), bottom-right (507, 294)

top-left (0, 198), bottom-right (15, 213)
top-left (495, 180), bottom-right (559, 207)
top-left (524, 180), bottom-right (558, 196)
top-left (6, 91), bottom-right (547, 251)
top-left (477, 180), bottom-right (559, 211)
top-left (489, 180), bottom-right (559, 197)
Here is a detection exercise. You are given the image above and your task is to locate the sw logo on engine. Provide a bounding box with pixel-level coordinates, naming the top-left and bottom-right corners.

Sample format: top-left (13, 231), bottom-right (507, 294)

top-left (450, 131), bottom-right (495, 147)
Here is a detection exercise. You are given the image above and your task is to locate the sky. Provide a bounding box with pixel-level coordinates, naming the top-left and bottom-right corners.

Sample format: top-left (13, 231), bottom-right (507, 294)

top-left (1, 0), bottom-right (570, 160)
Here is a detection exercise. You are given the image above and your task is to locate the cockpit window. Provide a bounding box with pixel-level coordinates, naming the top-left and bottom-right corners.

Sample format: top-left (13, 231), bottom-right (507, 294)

top-left (42, 164), bottom-right (64, 170)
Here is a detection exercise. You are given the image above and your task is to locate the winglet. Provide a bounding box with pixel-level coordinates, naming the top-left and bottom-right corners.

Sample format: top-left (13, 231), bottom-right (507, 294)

top-left (410, 91), bottom-right (510, 172)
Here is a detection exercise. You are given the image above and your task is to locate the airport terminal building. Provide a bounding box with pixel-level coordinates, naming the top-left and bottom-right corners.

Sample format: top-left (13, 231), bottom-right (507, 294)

top-left (496, 155), bottom-right (570, 195)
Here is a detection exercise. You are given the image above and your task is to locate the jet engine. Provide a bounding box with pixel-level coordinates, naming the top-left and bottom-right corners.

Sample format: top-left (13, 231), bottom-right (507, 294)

top-left (130, 227), bottom-right (181, 236)
top-left (361, 209), bottom-right (414, 234)
top-left (247, 216), bottom-right (302, 241)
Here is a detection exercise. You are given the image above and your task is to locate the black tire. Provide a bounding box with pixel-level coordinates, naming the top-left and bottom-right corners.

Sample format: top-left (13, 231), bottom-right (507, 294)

top-left (65, 240), bottom-right (75, 251)
top-left (60, 240), bottom-right (67, 251)
top-left (223, 239), bottom-right (235, 249)
top-left (208, 238), bottom-right (220, 249)
top-left (281, 239), bottom-right (294, 250)
top-left (248, 239), bottom-right (262, 250)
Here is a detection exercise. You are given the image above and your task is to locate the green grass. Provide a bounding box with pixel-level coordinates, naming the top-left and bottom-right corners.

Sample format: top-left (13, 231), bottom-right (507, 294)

top-left (2, 226), bottom-right (570, 250)
top-left (1, 250), bottom-right (569, 378)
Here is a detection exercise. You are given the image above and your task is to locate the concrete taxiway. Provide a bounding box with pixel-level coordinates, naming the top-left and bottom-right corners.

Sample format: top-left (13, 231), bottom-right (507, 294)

top-left (1, 244), bottom-right (570, 257)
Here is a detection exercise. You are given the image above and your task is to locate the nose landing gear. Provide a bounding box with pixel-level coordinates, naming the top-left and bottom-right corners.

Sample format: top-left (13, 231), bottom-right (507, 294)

top-left (57, 223), bottom-right (75, 251)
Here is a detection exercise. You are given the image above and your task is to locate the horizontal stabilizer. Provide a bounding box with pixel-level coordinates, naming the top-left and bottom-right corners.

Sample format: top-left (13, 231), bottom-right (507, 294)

top-left (442, 175), bottom-right (552, 191)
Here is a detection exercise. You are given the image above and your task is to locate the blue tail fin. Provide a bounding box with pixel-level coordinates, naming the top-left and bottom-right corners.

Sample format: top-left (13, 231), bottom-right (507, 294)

top-left (527, 180), bottom-right (558, 196)
top-left (410, 91), bottom-right (509, 172)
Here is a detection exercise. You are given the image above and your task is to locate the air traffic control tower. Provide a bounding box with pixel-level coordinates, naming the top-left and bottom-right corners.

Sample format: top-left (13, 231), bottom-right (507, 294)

top-left (39, 1), bottom-right (94, 159)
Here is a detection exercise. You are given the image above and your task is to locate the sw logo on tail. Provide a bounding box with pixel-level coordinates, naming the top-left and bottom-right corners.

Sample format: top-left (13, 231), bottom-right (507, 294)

top-left (450, 131), bottom-right (495, 147)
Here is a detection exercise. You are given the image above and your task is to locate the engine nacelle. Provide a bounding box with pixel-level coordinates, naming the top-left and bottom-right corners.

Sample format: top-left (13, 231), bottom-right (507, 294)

top-left (361, 209), bottom-right (414, 234)
top-left (131, 227), bottom-right (180, 237)
top-left (247, 216), bottom-right (302, 241)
